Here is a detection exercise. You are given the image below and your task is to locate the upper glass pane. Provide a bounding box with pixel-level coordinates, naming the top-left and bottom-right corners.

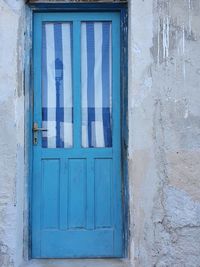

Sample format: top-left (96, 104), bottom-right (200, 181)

top-left (81, 22), bottom-right (112, 148)
top-left (42, 22), bottom-right (73, 148)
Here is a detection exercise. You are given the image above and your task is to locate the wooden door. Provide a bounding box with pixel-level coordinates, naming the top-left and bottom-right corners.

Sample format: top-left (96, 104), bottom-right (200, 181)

top-left (32, 12), bottom-right (123, 258)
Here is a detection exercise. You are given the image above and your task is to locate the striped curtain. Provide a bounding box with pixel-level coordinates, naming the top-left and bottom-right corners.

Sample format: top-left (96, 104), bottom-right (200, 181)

top-left (42, 22), bottom-right (73, 148)
top-left (41, 21), bottom-right (112, 149)
top-left (81, 22), bottom-right (112, 148)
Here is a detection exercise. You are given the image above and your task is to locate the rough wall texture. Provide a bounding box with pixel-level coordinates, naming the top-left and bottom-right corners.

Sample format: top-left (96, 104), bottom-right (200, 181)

top-left (128, 0), bottom-right (200, 266)
top-left (0, 0), bottom-right (25, 266)
top-left (0, 0), bottom-right (200, 266)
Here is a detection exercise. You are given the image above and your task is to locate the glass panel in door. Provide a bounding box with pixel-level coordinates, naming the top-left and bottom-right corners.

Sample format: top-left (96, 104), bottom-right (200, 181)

top-left (42, 22), bottom-right (73, 148)
top-left (81, 22), bottom-right (112, 148)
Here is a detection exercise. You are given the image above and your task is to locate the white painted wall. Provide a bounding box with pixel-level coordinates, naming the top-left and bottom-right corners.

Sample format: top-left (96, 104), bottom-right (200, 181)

top-left (0, 0), bottom-right (25, 266)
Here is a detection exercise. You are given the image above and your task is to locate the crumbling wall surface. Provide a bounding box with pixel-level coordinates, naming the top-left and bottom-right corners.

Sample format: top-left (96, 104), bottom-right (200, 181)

top-left (128, 0), bottom-right (200, 266)
top-left (0, 0), bottom-right (25, 267)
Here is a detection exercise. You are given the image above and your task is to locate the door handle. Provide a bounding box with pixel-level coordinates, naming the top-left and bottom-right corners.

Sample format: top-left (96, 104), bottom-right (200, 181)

top-left (33, 122), bottom-right (47, 145)
top-left (33, 122), bottom-right (48, 132)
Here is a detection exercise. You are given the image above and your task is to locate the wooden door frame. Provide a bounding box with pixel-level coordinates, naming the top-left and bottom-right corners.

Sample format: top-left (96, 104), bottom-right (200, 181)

top-left (26, 2), bottom-right (128, 259)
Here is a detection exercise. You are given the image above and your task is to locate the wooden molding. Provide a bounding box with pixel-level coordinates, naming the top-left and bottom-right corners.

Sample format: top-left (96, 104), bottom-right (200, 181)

top-left (28, 0), bottom-right (127, 3)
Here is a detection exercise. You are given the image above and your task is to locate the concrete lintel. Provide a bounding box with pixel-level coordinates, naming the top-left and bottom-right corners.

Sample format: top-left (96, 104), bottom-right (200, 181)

top-left (21, 259), bottom-right (131, 267)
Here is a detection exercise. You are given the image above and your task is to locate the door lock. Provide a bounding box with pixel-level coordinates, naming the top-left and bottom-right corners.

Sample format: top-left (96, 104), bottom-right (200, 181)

top-left (33, 122), bottom-right (47, 145)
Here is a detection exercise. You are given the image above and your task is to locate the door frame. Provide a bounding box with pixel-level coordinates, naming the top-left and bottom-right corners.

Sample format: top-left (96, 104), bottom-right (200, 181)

top-left (26, 2), bottom-right (128, 259)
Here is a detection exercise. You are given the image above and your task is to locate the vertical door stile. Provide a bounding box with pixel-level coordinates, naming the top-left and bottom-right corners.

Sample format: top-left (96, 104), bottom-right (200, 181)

top-left (73, 20), bottom-right (81, 149)
top-left (32, 13), bottom-right (43, 258)
top-left (34, 15), bottom-right (43, 148)
top-left (112, 15), bottom-right (123, 256)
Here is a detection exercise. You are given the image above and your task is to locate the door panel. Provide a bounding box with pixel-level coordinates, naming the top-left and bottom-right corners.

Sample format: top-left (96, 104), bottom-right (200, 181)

top-left (95, 158), bottom-right (112, 228)
top-left (68, 159), bottom-right (86, 228)
top-left (42, 159), bottom-right (60, 229)
top-left (32, 12), bottom-right (122, 258)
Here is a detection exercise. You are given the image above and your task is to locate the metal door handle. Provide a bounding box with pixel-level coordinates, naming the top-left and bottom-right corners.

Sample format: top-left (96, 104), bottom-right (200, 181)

top-left (33, 122), bottom-right (48, 132)
top-left (33, 127), bottom-right (48, 131)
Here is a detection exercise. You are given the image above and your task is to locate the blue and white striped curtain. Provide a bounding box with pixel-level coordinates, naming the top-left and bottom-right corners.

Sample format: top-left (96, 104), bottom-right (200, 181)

top-left (42, 21), bottom-right (112, 148)
top-left (81, 22), bottom-right (112, 148)
top-left (42, 22), bottom-right (73, 148)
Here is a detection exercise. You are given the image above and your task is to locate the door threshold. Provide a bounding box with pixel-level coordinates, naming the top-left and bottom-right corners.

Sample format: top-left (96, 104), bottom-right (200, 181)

top-left (21, 258), bottom-right (131, 267)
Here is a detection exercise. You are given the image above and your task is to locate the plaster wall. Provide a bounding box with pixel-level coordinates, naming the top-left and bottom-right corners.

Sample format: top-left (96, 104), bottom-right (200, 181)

top-left (0, 0), bottom-right (200, 267)
top-left (128, 0), bottom-right (200, 266)
top-left (0, 0), bottom-right (25, 267)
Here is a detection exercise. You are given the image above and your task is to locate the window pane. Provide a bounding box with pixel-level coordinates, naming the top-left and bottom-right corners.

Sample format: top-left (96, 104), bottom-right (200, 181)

top-left (42, 22), bottom-right (73, 148)
top-left (81, 22), bottom-right (112, 148)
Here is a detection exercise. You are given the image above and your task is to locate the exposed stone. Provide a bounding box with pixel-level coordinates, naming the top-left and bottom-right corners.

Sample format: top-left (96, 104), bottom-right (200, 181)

top-left (167, 151), bottom-right (200, 202)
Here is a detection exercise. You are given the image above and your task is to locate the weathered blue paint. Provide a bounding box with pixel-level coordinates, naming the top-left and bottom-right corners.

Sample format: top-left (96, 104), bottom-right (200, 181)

top-left (120, 7), bottom-right (129, 258)
top-left (29, 2), bottom-right (127, 12)
top-left (32, 11), bottom-right (124, 258)
top-left (24, 5), bottom-right (33, 260)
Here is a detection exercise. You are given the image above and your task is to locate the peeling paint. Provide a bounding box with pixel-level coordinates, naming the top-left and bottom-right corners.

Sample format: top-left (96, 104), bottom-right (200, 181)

top-left (162, 16), bottom-right (170, 59)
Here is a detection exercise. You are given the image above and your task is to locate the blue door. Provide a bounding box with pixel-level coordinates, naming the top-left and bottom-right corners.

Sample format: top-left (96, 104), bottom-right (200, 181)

top-left (32, 12), bottom-right (123, 258)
